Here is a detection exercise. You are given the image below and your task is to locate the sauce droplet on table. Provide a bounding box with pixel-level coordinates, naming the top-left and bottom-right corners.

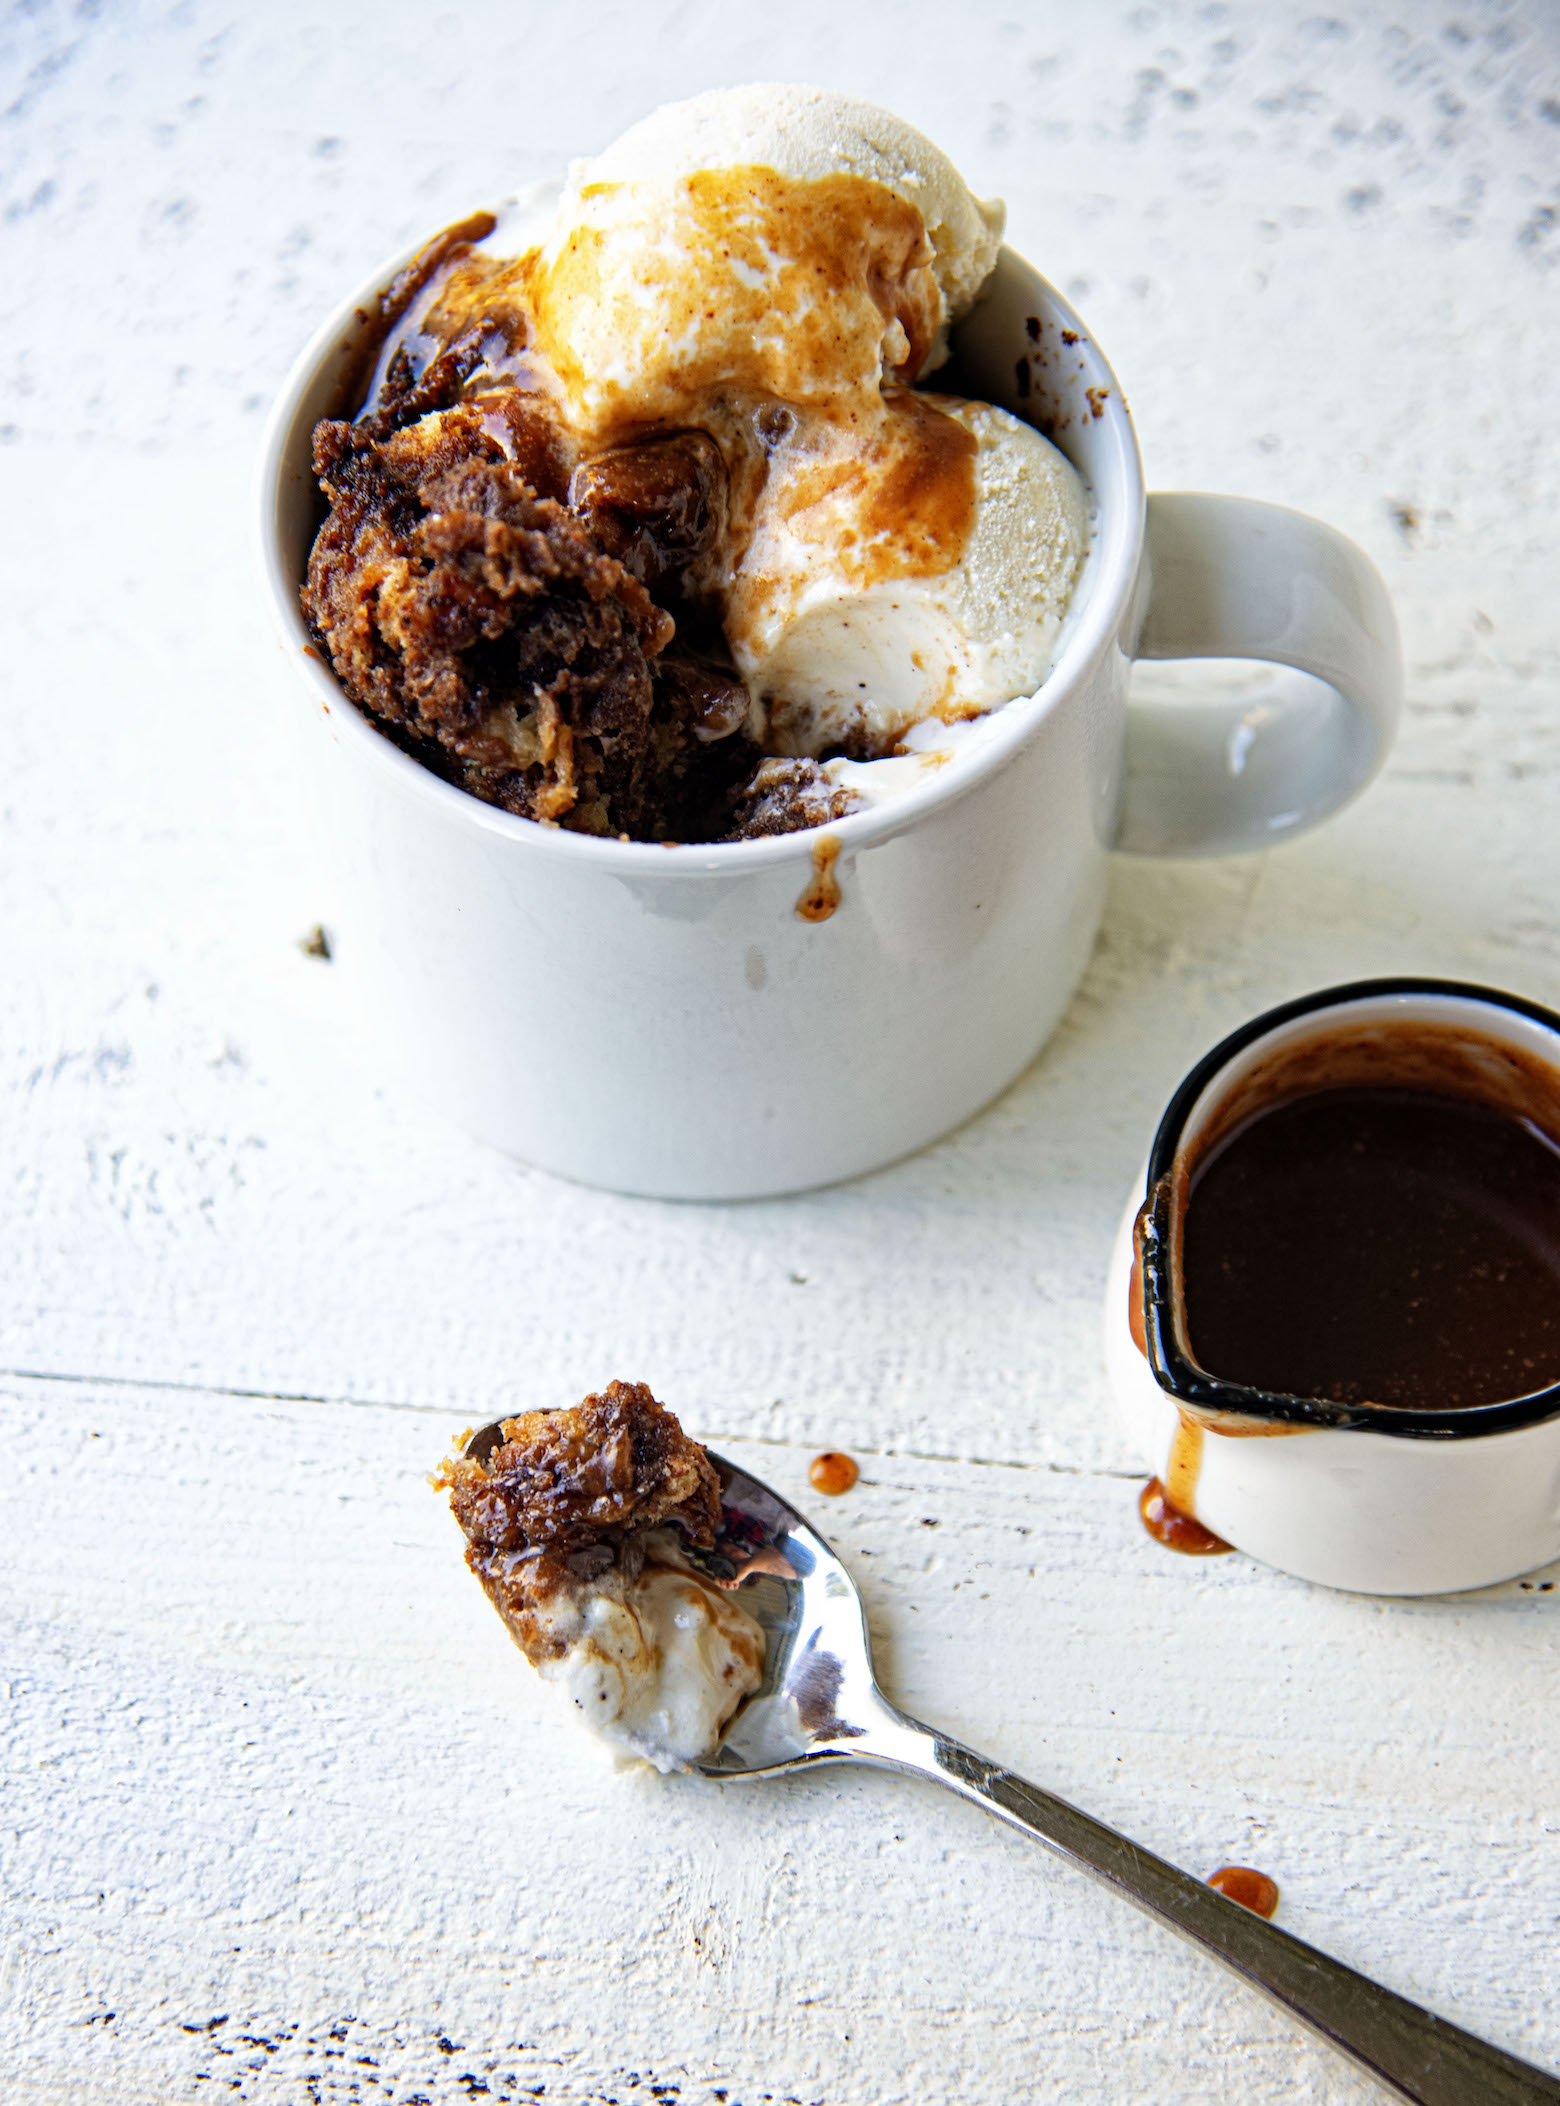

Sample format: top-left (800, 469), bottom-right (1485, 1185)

top-left (1207, 1865), bottom-right (1280, 1918)
top-left (809, 1450), bottom-right (859, 1496)
top-left (1138, 1477), bottom-right (1233, 1555)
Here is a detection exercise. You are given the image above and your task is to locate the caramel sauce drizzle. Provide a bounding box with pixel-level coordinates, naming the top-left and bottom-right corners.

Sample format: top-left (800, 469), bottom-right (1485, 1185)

top-left (1138, 1474), bottom-right (1233, 1558)
top-left (796, 836), bottom-right (843, 922)
top-left (770, 390), bottom-right (977, 588)
top-left (352, 176), bottom-right (980, 616)
top-left (1207, 1865), bottom-right (1280, 1918)
top-left (808, 1451), bottom-right (859, 1496)
top-left (521, 167), bottom-right (943, 428)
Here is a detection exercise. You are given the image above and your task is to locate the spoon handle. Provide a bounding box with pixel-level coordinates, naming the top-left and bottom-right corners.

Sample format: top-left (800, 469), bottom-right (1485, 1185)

top-left (853, 1709), bottom-right (1560, 2106)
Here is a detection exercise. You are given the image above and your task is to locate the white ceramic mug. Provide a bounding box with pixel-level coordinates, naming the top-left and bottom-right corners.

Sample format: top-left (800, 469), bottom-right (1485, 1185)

top-left (258, 236), bottom-right (1402, 1199)
top-left (1105, 979), bottom-right (1560, 1594)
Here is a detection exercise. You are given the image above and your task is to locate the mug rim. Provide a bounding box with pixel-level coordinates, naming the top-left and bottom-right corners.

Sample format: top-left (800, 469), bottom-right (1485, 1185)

top-left (1141, 976), bottom-right (1560, 1440)
top-left (255, 222), bottom-right (1146, 875)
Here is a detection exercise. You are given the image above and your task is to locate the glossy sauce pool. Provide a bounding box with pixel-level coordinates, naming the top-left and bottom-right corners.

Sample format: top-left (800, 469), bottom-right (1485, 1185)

top-left (1183, 1084), bottom-right (1560, 1409)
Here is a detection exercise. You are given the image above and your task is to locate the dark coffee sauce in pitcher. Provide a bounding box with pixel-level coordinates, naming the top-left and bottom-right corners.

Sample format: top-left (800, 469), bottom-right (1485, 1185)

top-left (1183, 1085), bottom-right (1560, 1409)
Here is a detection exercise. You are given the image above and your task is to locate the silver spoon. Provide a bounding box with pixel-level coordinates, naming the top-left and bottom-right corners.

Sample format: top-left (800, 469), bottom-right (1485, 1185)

top-left (463, 1423), bottom-right (1559, 2102)
top-left (686, 1446), bottom-right (1560, 2106)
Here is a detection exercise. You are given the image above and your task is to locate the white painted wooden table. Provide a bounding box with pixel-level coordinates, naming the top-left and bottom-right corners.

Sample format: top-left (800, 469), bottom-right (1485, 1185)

top-left (4, 5), bottom-right (1559, 2101)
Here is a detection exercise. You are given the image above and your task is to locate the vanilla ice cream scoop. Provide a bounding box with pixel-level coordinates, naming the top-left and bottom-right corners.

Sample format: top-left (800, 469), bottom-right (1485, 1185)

top-left (575, 83), bottom-right (1004, 334)
top-left (728, 394), bottom-right (1089, 757)
top-left (519, 85), bottom-right (1005, 445)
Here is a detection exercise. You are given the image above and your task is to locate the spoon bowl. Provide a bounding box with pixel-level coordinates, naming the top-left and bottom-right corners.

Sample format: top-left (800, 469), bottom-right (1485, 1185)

top-left (687, 1454), bottom-right (882, 1777)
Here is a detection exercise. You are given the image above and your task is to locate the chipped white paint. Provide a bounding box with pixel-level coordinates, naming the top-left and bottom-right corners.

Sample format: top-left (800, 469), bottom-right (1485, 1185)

top-left (2, 4), bottom-right (1559, 2103)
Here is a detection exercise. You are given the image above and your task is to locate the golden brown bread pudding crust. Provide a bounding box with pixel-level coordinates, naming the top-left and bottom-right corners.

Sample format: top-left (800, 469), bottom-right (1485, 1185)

top-left (434, 1380), bottom-right (723, 1656)
top-left (300, 222), bottom-right (858, 844)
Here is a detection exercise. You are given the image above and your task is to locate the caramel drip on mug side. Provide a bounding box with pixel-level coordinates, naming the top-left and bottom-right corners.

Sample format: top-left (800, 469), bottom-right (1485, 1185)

top-left (1166, 1409), bottom-right (1202, 1512)
top-left (1139, 1411), bottom-right (1233, 1556)
top-left (797, 836), bottom-right (843, 922)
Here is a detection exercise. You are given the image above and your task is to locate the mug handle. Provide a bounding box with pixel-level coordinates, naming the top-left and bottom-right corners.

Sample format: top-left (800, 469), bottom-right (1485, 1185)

top-left (1115, 492), bottom-right (1402, 856)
